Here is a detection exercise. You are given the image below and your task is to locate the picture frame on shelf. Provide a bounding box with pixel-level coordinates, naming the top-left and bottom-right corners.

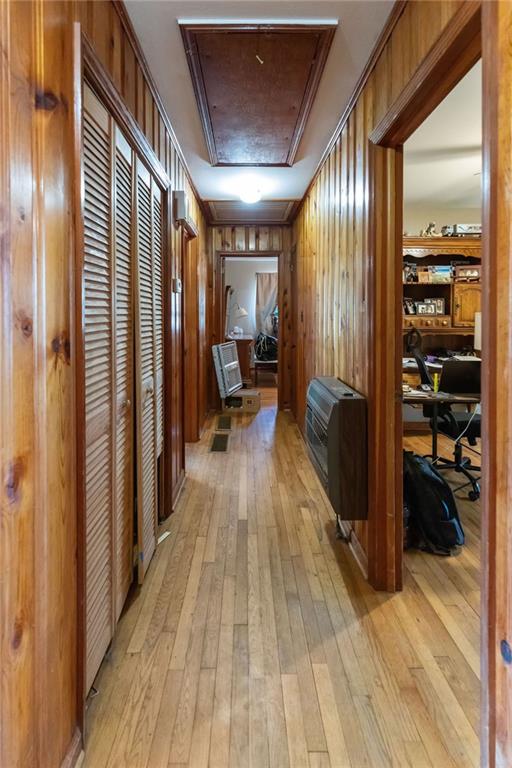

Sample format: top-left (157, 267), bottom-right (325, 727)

top-left (403, 298), bottom-right (416, 315)
top-left (424, 298), bottom-right (445, 315)
top-left (415, 301), bottom-right (436, 316)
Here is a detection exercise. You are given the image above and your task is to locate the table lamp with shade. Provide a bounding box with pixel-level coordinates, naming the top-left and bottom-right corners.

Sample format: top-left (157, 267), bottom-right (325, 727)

top-left (229, 301), bottom-right (249, 335)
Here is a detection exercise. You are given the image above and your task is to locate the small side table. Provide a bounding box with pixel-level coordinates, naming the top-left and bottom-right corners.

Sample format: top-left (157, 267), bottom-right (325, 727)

top-left (226, 334), bottom-right (254, 385)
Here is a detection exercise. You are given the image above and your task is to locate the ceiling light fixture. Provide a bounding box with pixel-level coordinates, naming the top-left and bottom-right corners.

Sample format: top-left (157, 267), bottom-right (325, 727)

top-left (240, 188), bottom-right (262, 204)
top-left (238, 177), bottom-right (262, 204)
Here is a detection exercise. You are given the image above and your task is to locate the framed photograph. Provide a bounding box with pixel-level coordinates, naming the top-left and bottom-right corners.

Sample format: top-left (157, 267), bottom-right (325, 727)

top-left (415, 301), bottom-right (436, 316)
top-left (430, 265), bottom-right (452, 283)
top-left (403, 298), bottom-right (416, 315)
top-left (424, 298), bottom-right (445, 315)
top-left (455, 264), bottom-right (481, 282)
top-left (403, 264), bottom-right (416, 283)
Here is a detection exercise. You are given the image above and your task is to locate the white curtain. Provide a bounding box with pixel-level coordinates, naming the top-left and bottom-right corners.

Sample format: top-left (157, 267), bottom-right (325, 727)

top-left (255, 272), bottom-right (278, 334)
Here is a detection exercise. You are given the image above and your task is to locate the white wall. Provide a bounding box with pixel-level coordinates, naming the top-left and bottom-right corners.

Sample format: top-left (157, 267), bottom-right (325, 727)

top-left (403, 205), bottom-right (481, 236)
top-left (224, 258), bottom-right (278, 337)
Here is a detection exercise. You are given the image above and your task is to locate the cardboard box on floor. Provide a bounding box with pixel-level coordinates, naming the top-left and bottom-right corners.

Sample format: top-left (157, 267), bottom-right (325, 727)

top-left (222, 388), bottom-right (261, 414)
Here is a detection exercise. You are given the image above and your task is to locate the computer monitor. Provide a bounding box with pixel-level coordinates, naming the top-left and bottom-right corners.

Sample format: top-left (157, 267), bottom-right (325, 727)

top-left (439, 359), bottom-right (481, 396)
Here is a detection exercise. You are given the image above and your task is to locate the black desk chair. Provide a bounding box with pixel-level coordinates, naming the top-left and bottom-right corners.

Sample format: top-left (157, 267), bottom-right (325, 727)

top-left (434, 359), bottom-right (481, 500)
top-left (405, 331), bottom-right (481, 500)
top-left (435, 408), bottom-right (481, 499)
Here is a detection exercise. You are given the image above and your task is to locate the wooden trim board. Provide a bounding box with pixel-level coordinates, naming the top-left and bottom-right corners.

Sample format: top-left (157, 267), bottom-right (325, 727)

top-left (370, 1), bottom-right (481, 146)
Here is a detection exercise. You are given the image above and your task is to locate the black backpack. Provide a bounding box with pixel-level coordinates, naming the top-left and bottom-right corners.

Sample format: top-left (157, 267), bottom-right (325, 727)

top-left (254, 332), bottom-right (278, 361)
top-left (403, 451), bottom-right (464, 556)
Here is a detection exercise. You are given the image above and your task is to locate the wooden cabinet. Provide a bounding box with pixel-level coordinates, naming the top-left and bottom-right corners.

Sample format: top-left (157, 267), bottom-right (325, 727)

top-left (453, 283), bottom-right (481, 326)
top-left (403, 315), bottom-right (451, 330)
top-left (402, 237), bottom-right (481, 346)
top-left (226, 335), bottom-right (254, 384)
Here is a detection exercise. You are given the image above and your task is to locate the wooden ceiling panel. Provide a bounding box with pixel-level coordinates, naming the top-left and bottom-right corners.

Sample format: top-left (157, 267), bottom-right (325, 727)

top-left (181, 24), bottom-right (336, 167)
top-left (207, 199), bottom-right (298, 224)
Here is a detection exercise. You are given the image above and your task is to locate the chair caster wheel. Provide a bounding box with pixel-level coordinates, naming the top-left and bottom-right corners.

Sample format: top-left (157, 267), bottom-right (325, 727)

top-left (468, 490), bottom-right (479, 502)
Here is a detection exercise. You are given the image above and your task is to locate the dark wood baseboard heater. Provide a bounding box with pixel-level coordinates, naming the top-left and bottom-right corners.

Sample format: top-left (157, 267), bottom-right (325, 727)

top-left (305, 377), bottom-right (368, 522)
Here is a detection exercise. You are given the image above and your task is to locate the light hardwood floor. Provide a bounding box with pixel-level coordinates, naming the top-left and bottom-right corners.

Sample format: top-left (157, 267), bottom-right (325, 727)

top-left (84, 392), bottom-right (480, 768)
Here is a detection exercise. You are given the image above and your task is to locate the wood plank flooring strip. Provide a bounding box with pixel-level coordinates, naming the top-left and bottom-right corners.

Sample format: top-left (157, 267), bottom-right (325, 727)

top-left (281, 674), bottom-right (309, 768)
top-left (312, 663), bottom-right (351, 768)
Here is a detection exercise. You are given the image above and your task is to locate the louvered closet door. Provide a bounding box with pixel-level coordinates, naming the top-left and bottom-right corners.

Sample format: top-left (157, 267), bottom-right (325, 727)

top-left (113, 127), bottom-right (134, 620)
top-left (83, 85), bottom-right (114, 691)
top-left (153, 185), bottom-right (164, 461)
top-left (134, 159), bottom-right (158, 583)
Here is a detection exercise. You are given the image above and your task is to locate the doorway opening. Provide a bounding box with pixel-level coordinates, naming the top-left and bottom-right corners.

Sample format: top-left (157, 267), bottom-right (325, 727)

top-left (220, 253), bottom-right (281, 411)
top-left (368, 5), bottom-right (483, 755)
top-left (401, 58), bottom-right (482, 724)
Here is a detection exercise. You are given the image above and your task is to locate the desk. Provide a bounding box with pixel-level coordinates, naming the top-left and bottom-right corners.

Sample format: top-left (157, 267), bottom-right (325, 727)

top-left (226, 334), bottom-right (253, 385)
top-left (402, 392), bottom-right (479, 461)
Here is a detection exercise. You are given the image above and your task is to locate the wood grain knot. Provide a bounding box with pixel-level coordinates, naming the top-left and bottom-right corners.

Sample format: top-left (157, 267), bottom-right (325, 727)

top-left (51, 332), bottom-right (71, 365)
top-left (12, 615), bottom-right (24, 650)
top-left (5, 457), bottom-right (24, 503)
top-left (21, 317), bottom-right (32, 338)
top-left (35, 89), bottom-right (59, 111)
top-left (16, 310), bottom-right (33, 338)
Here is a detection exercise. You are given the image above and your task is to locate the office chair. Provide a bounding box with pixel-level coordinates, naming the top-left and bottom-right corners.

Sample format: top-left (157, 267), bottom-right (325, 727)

top-left (405, 328), bottom-right (434, 388)
top-left (435, 408), bottom-right (481, 500)
top-left (433, 359), bottom-right (481, 501)
top-left (405, 330), bottom-right (481, 500)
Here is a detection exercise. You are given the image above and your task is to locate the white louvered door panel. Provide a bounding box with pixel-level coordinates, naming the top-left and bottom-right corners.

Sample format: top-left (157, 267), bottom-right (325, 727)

top-left (135, 160), bottom-right (157, 583)
top-left (113, 127), bottom-right (134, 620)
top-left (152, 185), bottom-right (164, 458)
top-left (83, 85), bottom-right (114, 692)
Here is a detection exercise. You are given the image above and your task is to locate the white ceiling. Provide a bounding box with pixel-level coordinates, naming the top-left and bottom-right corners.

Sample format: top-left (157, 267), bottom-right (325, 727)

top-left (404, 61), bottom-right (482, 209)
top-left (125, 0), bottom-right (394, 201)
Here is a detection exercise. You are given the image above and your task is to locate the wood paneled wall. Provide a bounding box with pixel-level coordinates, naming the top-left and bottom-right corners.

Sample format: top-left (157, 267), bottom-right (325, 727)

top-left (1, 2), bottom-right (79, 766)
top-left (184, 234), bottom-right (210, 442)
top-left (1, 1), bottom-right (207, 766)
top-left (209, 225), bottom-right (293, 410)
top-left (291, 0), bottom-right (465, 588)
top-left (212, 224), bottom-right (285, 254)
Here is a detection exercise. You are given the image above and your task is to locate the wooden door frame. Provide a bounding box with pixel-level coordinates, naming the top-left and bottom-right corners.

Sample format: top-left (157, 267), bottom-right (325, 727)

top-left (366, 0), bottom-right (481, 590)
top-left (480, 3), bottom-right (512, 765)
top-left (367, 2), bottom-right (511, 764)
top-left (178, 228), bottom-right (189, 461)
top-left (183, 231), bottom-right (202, 442)
top-left (215, 250), bottom-right (283, 404)
top-left (73, 27), bottom-right (172, 719)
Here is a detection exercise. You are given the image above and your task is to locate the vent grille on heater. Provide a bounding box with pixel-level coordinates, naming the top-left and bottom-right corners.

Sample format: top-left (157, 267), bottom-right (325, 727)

top-left (212, 341), bottom-right (243, 398)
top-left (305, 377), bottom-right (368, 521)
